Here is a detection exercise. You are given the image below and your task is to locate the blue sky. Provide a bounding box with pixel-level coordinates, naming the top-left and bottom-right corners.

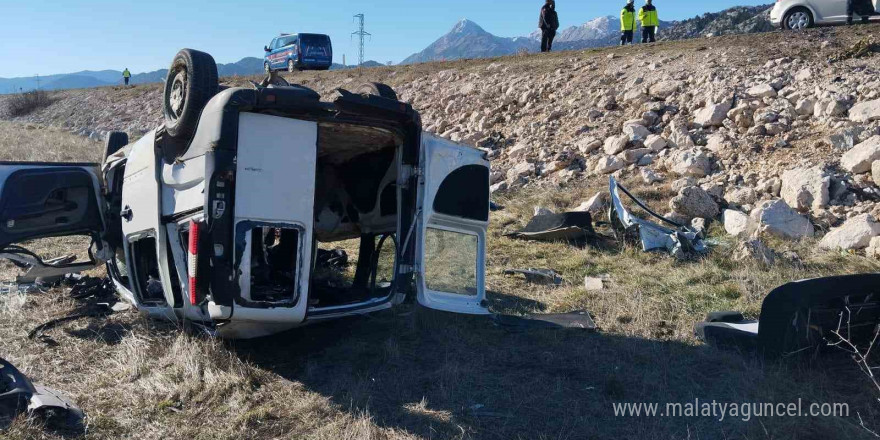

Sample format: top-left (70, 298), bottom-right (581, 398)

top-left (0, 0), bottom-right (771, 78)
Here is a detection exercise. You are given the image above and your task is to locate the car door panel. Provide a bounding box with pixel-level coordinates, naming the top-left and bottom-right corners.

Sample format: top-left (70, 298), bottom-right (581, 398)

top-left (121, 131), bottom-right (178, 309)
top-left (813, 0), bottom-right (848, 22)
top-left (415, 134), bottom-right (490, 315)
top-left (0, 164), bottom-right (104, 248)
top-left (0, 162), bottom-right (104, 248)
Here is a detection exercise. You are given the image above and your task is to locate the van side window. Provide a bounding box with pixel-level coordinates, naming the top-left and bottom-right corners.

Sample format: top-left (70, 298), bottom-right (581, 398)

top-left (432, 165), bottom-right (489, 221)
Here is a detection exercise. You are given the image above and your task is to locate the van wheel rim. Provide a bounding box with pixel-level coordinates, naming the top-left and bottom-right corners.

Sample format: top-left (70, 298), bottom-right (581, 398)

top-left (788, 12), bottom-right (809, 29)
top-left (288, 60), bottom-right (295, 72)
top-left (168, 70), bottom-right (186, 119)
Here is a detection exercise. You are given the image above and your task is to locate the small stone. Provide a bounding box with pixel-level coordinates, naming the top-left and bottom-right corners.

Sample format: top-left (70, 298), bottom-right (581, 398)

top-left (818, 214), bottom-right (880, 251)
top-left (584, 276), bottom-right (605, 291)
top-left (723, 209), bottom-right (752, 237)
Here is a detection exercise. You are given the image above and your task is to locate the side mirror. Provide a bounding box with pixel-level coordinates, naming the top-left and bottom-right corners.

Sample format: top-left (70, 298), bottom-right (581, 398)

top-left (264, 46), bottom-right (270, 52)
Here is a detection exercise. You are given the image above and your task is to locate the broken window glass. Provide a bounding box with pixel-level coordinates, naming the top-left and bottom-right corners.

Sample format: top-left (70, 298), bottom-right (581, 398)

top-left (424, 228), bottom-right (478, 296)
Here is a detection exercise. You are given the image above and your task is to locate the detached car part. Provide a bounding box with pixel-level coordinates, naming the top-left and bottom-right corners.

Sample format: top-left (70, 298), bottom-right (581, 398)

top-left (608, 176), bottom-right (707, 259)
top-left (695, 274), bottom-right (880, 358)
top-left (504, 212), bottom-right (595, 242)
top-left (502, 268), bottom-right (564, 286)
top-left (0, 358), bottom-right (83, 431)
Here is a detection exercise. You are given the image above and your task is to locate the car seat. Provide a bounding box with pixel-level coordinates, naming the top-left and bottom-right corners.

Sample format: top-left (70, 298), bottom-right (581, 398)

top-left (695, 274), bottom-right (880, 358)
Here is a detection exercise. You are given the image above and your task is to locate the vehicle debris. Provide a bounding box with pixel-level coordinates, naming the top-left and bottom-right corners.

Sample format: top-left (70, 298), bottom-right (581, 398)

top-left (503, 268), bottom-right (563, 285)
top-left (608, 176), bottom-right (708, 259)
top-left (493, 310), bottom-right (597, 331)
top-left (0, 358), bottom-right (84, 433)
top-left (695, 273), bottom-right (880, 358)
top-left (504, 212), bottom-right (595, 242)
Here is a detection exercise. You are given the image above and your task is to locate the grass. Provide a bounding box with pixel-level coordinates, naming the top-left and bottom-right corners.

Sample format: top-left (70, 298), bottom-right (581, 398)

top-left (2, 27), bottom-right (880, 436)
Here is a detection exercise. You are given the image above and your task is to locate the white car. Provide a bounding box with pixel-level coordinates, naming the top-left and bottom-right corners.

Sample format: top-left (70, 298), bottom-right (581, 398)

top-left (0, 49), bottom-right (491, 339)
top-left (770, 0), bottom-right (880, 29)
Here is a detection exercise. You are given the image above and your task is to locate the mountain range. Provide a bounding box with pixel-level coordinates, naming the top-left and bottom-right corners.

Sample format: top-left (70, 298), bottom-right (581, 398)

top-left (0, 58), bottom-right (385, 94)
top-left (1, 4), bottom-right (773, 94)
top-left (402, 4), bottom-right (771, 64)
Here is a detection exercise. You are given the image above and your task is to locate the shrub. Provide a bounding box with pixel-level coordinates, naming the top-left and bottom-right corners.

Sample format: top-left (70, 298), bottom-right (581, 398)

top-left (5, 89), bottom-right (52, 117)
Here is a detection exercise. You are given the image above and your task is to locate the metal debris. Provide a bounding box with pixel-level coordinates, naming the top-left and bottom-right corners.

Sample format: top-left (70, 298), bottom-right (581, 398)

top-left (504, 212), bottom-right (595, 242)
top-left (503, 268), bottom-right (564, 285)
top-left (0, 358), bottom-right (84, 433)
top-left (609, 176), bottom-right (707, 259)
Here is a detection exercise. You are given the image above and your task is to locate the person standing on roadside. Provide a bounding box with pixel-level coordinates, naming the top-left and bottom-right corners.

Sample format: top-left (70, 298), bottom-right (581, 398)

top-left (122, 68), bottom-right (131, 86)
top-left (539, 0), bottom-right (559, 53)
top-left (847, 0), bottom-right (873, 25)
top-left (620, 0), bottom-right (636, 45)
top-left (638, 0), bottom-right (659, 44)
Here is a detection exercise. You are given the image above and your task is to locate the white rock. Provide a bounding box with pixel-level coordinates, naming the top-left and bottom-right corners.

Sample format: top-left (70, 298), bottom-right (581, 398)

top-left (534, 206), bottom-right (554, 217)
top-left (795, 98), bottom-right (815, 116)
top-left (621, 148), bottom-right (651, 164)
top-left (841, 135), bottom-right (880, 174)
top-left (750, 200), bottom-right (814, 240)
top-left (866, 236), bottom-right (880, 259)
top-left (819, 214), bottom-right (880, 251)
top-left (670, 186), bottom-right (720, 220)
top-left (649, 80), bottom-right (683, 99)
top-left (780, 167), bottom-right (830, 212)
top-left (506, 162), bottom-right (534, 182)
top-left (671, 177), bottom-right (696, 192)
top-left (849, 99), bottom-right (880, 123)
top-left (726, 187), bottom-right (757, 206)
top-left (694, 102), bottom-right (732, 127)
top-left (643, 135), bottom-right (668, 152)
top-left (873, 161), bottom-right (880, 185)
top-left (705, 133), bottom-right (730, 153)
top-left (507, 143), bottom-right (530, 159)
top-left (668, 120), bottom-right (695, 149)
top-left (576, 137), bottom-right (602, 154)
top-left (670, 149), bottom-right (712, 177)
top-left (723, 209), bottom-right (752, 237)
top-left (641, 168), bottom-right (664, 184)
top-left (623, 123), bottom-right (651, 142)
top-left (584, 277), bottom-right (604, 291)
top-left (747, 84), bottom-right (777, 98)
top-left (573, 192), bottom-right (609, 215)
top-left (595, 155), bottom-right (624, 174)
top-left (603, 135), bottom-right (629, 155)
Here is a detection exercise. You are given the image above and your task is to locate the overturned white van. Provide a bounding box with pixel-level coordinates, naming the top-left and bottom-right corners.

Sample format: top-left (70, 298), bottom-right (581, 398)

top-left (0, 49), bottom-right (491, 338)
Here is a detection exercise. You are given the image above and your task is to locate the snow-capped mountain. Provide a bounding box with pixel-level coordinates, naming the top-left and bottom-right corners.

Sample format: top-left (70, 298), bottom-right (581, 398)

top-left (401, 19), bottom-right (535, 64)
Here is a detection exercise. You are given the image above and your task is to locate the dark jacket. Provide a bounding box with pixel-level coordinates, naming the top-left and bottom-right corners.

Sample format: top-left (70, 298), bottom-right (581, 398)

top-left (539, 5), bottom-right (560, 31)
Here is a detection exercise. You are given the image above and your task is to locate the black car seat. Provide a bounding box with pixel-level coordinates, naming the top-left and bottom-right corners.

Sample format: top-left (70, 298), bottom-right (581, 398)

top-left (695, 274), bottom-right (880, 358)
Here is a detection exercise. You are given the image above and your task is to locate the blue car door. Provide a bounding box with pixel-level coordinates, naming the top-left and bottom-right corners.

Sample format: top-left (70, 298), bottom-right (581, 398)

top-left (269, 39), bottom-right (282, 69)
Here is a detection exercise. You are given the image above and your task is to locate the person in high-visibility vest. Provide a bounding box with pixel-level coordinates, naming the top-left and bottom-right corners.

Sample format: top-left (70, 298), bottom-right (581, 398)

top-left (620, 0), bottom-right (636, 46)
top-left (638, 0), bottom-right (659, 44)
top-left (122, 68), bottom-right (131, 86)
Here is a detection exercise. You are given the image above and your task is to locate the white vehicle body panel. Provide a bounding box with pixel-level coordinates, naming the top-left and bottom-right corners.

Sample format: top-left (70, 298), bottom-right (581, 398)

top-left (416, 134), bottom-right (490, 315)
top-left (214, 112), bottom-right (317, 337)
top-left (771, 0), bottom-right (880, 26)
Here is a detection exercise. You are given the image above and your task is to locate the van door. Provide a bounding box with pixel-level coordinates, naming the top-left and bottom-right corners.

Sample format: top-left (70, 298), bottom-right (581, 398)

top-left (415, 134), bottom-right (490, 315)
top-left (120, 132), bottom-right (179, 310)
top-left (0, 162), bottom-right (105, 274)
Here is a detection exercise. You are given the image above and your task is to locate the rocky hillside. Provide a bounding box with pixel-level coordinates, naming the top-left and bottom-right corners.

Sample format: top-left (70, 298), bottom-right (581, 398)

top-left (659, 4), bottom-right (774, 40)
top-left (4, 25), bottom-right (880, 256)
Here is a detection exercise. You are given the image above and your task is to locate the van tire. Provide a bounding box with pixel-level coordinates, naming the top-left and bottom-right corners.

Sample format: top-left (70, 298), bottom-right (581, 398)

top-left (288, 60), bottom-right (296, 73)
top-left (103, 131), bottom-right (128, 163)
top-left (162, 49), bottom-right (218, 147)
top-left (356, 82), bottom-right (398, 101)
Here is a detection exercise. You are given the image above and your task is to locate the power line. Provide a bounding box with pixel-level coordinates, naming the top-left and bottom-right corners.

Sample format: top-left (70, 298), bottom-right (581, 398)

top-left (351, 13), bottom-right (371, 67)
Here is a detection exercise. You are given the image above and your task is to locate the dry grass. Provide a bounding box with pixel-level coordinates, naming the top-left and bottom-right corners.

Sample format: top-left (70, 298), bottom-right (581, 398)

top-left (0, 120), bottom-right (101, 162)
top-left (2, 31), bottom-right (880, 436)
top-left (3, 90), bottom-right (53, 117)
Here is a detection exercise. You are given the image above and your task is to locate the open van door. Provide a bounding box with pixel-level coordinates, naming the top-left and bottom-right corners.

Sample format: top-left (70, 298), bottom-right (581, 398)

top-left (0, 162), bottom-right (106, 281)
top-left (415, 134), bottom-right (491, 315)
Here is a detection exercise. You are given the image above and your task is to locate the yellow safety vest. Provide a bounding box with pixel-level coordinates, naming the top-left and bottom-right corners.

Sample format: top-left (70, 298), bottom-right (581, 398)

top-left (123, 70), bottom-right (131, 78)
top-left (638, 7), bottom-right (659, 27)
top-left (621, 7), bottom-right (636, 31)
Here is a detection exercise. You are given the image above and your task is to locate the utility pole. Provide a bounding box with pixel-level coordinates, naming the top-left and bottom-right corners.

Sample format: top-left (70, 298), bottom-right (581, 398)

top-left (351, 13), bottom-right (370, 67)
